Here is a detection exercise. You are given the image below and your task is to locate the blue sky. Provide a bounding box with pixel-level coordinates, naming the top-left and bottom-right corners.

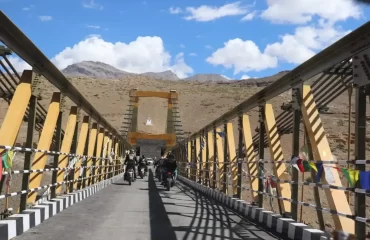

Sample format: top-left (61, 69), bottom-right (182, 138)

top-left (1, 0), bottom-right (370, 79)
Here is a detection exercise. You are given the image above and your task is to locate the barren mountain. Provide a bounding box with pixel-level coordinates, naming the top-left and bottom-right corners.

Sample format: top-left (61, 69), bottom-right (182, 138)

top-left (141, 70), bottom-right (180, 81)
top-left (182, 74), bottom-right (230, 83)
top-left (62, 61), bottom-right (132, 79)
top-left (62, 61), bottom-right (233, 82)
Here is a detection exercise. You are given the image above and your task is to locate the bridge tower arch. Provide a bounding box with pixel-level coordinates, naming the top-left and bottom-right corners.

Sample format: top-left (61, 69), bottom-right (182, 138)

top-left (124, 89), bottom-right (183, 157)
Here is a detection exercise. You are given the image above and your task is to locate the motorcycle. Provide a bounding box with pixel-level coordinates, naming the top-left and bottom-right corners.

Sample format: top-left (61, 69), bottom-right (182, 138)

top-left (165, 171), bottom-right (175, 191)
top-left (125, 168), bottom-right (135, 185)
top-left (155, 166), bottom-right (162, 181)
top-left (139, 168), bottom-right (145, 179)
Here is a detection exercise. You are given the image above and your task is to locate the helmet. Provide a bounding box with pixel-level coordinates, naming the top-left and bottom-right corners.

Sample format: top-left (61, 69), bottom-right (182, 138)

top-left (167, 153), bottom-right (175, 160)
top-left (130, 149), bottom-right (135, 154)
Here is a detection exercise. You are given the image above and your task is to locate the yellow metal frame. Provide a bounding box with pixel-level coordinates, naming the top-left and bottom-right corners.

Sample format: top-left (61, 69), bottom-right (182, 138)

top-left (56, 107), bottom-right (78, 194)
top-left (242, 114), bottom-right (259, 201)
top-left (264, 103), bottom-right (292, 213)
top-left (28, 92), bottom-right (61, 203)
top-left (226, 122), bottom-right (237, 196)
top-left (301, 84), bottom-right (354, 233)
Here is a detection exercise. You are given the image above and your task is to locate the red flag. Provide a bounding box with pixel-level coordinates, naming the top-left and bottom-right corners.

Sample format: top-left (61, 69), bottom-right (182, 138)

top-left (297, 158), bottom-right (304, 172)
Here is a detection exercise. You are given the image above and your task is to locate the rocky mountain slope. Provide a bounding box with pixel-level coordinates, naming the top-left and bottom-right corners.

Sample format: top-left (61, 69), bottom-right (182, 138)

top-left (62, 61), bottom-right (232, 82)
top-left (141, 70), bottom-right (180, 81)
top-left (182, 74), bottom-right (230, 83)
top-left (62, 61), bottom-right (133, 79)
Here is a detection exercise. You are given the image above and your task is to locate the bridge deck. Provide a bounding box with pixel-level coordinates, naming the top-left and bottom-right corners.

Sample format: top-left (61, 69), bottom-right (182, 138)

top-left (13, 169), bottom-right (282, 240)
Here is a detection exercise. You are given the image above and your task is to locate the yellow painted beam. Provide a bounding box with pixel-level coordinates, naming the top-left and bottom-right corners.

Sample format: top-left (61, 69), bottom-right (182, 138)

top-left (73, 116), bottom-right (89, 190)
top-left (94, 128), bottom-right (105, 183)
top-left (264, 103), bottom-right (291, 213)
top-left (201, 134), bottom-right (207, 184)
top-left (28, 92), bottom-right (61, 204)
top-left (195, 136), bottom-right (201, 182)
top-left (114, 141), bottom-right (119, 176)
top-left (207, 131), bottom-right (215, 188)
top-left (135, 90), bottom-right (178, 99)
top-left (242, 114), bottom-right (259, 201)
top-left (226, 122), bottom-right (237, 196)
top-left (56, 107), bottom-right (78, 194)
top-left (215, 127), bottom-right (224, 190)
top-left (191, 140), bottom-right (197, 181)
top-left (301, 84), bottom-right (354, 233)
top-left (187, 140), bottom-right (191, 178)
top-left (128, 132), bottom-right (177, 146)
top-left (86, 123), bottom-right (98, 186)
top-left (100, 133), bottom-right (109, 181)
top-left (129, 132), bottom-right (176, 140)
top-left (0, 70), bottom-right (32, 150)
top-left (105, 135), bottom-right (113, 179)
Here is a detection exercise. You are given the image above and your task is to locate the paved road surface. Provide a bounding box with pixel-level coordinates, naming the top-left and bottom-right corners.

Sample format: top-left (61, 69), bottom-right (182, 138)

top-left (14, 169), bottom-right (283, 240)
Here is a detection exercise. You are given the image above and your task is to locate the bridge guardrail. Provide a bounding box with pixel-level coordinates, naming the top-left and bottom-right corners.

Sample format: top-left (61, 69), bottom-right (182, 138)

top-left (170, 20), bottom-right (370, 240)
top-left (0, 11), bottom-right (131, 229)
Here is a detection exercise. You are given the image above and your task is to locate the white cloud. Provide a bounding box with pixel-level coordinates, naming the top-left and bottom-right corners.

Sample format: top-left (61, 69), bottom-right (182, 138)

top-left (169, 7), bottom-right (182, 14)
top-left (5, 56), bottom-right (32, 72)
top-left (39, 16), bottom-right (52, 21)
top-left (183, 2), bottom-right (250, 22)
top-left (261, 0), bottom-right (362, 24)
top-left (241, 75), bottom-right (250, 79)
top-left (241, 10), bottom-right (257, 21)
top-left (169, 53), bottom-right (194, 78)
top-left (51, 35), bottom-right (193, 78)
top-left (83, 0), bottom-right (103, 10)
top-left (206, 38), bottom-right (278, 74)
top-left (87, 25), bottom-right (101, 29)
top-left (265, 23), bottom-right (351, 64)
top-left (206, 19), bottom-right (352, 74)
top-left (189, 53), bottom-right (197, 57)
top-left (22, 5), bottom-right (34, 11)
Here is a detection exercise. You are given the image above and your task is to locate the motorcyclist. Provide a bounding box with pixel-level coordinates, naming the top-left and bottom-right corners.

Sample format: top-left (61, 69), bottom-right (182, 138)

top-left (161, 152), bottom-right (178, 184)
top-left (124, 149), bottom-right (138, 180)
top-left (138, 155), bottom-right (148, 175)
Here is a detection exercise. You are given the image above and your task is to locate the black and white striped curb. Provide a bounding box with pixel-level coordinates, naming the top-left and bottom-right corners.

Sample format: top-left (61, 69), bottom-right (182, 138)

top-left (0, 173), bottom-right (123, 240)
top-left (178, 175), bottom-right (330, 240)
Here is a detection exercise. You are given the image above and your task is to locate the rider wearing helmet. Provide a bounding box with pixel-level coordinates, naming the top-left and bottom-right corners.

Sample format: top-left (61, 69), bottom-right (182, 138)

top-left (124, 149), bottom-right (138, 179)
top-left (161, 152), bottom-right (178, 184)
top-left (138, 154), bottom-right (148, 175)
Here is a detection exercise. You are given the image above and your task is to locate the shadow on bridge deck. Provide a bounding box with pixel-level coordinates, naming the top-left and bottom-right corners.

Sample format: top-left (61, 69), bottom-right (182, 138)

top-left (12, 169), bottom-right (285, 240)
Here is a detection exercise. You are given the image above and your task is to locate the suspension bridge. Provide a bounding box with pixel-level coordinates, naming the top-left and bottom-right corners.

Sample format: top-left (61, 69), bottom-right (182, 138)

top-left (0, 10), bottom-right (370, 240)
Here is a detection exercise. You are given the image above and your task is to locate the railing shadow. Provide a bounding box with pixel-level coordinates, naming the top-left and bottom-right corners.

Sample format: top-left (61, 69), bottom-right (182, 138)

top-left (148, 169), bottom-right (285, 240)
top-left (148, 169), bottom-right (178, 240)
top-left (174, 183), bottom-right (287, 240)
